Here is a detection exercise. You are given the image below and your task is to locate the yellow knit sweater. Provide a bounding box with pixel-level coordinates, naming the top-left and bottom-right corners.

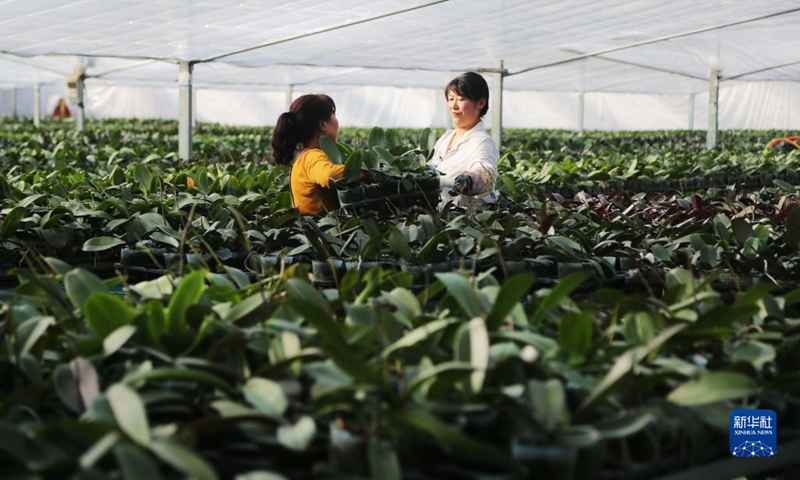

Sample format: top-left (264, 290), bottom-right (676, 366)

top-left (290, 149), bottom-right (345, 216)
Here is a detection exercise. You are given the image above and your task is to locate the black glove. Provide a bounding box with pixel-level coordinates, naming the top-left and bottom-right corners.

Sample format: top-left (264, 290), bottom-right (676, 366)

top-left (449, 174), bottom-right (473, 196)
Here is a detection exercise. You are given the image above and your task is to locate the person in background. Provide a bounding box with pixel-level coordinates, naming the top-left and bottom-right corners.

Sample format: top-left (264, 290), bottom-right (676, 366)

top-left (271, 94), bottom-right (353, 216)
top-left (428, 72), bottom-right (499, 207)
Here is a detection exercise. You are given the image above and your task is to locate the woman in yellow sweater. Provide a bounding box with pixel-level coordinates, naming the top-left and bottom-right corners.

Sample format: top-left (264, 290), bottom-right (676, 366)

top-left (271, 94), bottom-right (349, 216)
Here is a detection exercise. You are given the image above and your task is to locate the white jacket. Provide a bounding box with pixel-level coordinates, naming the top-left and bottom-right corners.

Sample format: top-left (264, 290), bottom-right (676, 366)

top-left (428, 121), bottom-right (499, 207)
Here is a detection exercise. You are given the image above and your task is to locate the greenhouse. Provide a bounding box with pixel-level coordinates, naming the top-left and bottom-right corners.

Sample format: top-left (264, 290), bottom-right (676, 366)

top-left (1, 1), bottom-right (800, 479)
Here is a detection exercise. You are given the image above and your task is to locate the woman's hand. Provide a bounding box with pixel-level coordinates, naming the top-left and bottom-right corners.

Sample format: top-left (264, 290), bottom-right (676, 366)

top-left (449, 174), bottom-right (473, 196)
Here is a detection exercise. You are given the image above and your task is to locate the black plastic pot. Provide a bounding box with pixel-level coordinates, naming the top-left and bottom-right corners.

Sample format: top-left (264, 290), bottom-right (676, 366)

top-left (312, 259), bottom-right (346, 284)
top-left (512, 439), bottom-right (578, 480)
top-left (328, 422), bottom-right (368, 476)
top-left (119, 247), bottom-right (169, 268)
top-left (338, 174), bottom-right (441, 214)
top-left (259, 254), bottom-right (307, 275)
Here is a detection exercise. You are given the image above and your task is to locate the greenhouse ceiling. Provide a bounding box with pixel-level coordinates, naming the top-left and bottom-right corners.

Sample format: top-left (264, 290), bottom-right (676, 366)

top-left (1, 0), bottom-right (800, 94)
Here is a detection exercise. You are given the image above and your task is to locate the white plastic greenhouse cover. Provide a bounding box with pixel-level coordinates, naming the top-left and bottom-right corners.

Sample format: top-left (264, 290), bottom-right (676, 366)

top-left (1, 0), bottom-right (800, 129)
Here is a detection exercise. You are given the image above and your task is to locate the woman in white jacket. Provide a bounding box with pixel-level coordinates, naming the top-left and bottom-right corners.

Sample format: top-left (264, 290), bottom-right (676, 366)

top-left (428, 72), bottom-right (499, 207)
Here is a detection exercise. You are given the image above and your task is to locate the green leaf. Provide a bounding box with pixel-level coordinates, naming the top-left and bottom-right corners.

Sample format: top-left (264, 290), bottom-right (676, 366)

top-left (1, 206), bottom-right (24, 237)
top-left (123, 368), bottom-right (235, 394)
top-left (713, 215), bottom-right (732, 244)
top-left (558, 310), bottom-right (593, 355)
top-left (454, 317), bottom-right (489, 394)
top-left (44, 256), bottom-right (72, 275)
top-left (389, 408), bottom-right (512, 470)
top-left (149, 439), bottom-right (217, 480)
top-left (593, 411), bottom-right (656, 440)
top-left (548, 235), bottom-right (583, 255)
top-left (64, 268), bottom-right (107, 310)
top-left (343, 150), bottom-right (363, 183)
top-left (372, 146), bottom-right (395, 164)
top-left (786, 207), bottom-right (800, 250)
top-left (107, 383), bottom-right (151, 446)
top-left (144, 300), bottom-right (167, 343)
top-left (225, 293), bottom-right (268, 324)
top-left (494, 330), bottom-right (559, 354)
top-left (435, 272), bottom-right (482, 318)
top-left (774, 179), bottom-right (796, 191)
top-left (486, 272), bottom-right (535, 328)
top-left (387, 226), bottom-right (413, 260)
top-left (85, 293), bottom-right (136, 340)
top-left (167, 270), bottom-right (205, 336)
top-left (726, 341), bottom-right (776, 371)
top-left (285, 278), bottom-right (333, 318)
top-left (579, 323), bottom-right (687, 413)
top-left (731, 218), bottom-right (753, 246)
top-left (319, 136), bottom-right (342, 165)
top-left (532, 270), bottom-right (591, 324)
top-left (384, 287), bottom-right (422, 325)
top-left (622, 311), bottom-right (656, 344)
top-left (667, 371), bottom-right (759, 406)
top-left (419, 127), bottom-right (437, 151)
top-left (277, 416), bottom-right (316, 452)
top-left (224, 266), bottom-right (251, 289)
top-left (83, 236), bottom-right (126, 252)
top-left (18, 316), bottom-right (55, 356)
top-left (527, 379), bottom-right (566, 432)
top-left (54, 363), bottom-right (83, 413)
top-left (651, 243), bottom-right (671, 262)
top-left (104, 325), bottom-right (137, 356)
top-left (72, 357), bottom-right (100, 410)
top-left (382, 319), bottom-right (457, 359)
top-left (133, 164), bottom-right (153, 192)
top-left (114, 443), bottom-right (163, 480)
top-left (286, 279), bottom-right (373, 384)
top-left (368, 126), bottom-right (386, 148)
top-left (150, 231), bottom-right (179, 248)
top-left (369, 438), bottom-right (402, 480)
top-left (233, 473), bottom-right (287, 480)
top-left (404, 361), bottom-right (473, 398)
top-left (80, 431), bottom-right (121, 469)
top-left (242, 378), bottom-right (288, 418)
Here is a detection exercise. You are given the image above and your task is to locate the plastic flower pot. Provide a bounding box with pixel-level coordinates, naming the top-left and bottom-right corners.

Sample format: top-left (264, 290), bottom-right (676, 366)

top-left (512, 438), bottom-right (578, 480)
top-left (328, 422), bottom-right (368, 476)
top-left (119, 247), bottom-right (169, 268)
top-left (312, 259), bottom-right (345, 284)
top-left (259, 254), bottom-right (306, 275)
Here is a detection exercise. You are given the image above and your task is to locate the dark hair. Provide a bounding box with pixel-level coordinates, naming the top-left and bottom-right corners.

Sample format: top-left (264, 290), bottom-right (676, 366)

top-left (271, 94), bottom-right (336, 165)
top-left (445, 72), bottom-right (489, 117)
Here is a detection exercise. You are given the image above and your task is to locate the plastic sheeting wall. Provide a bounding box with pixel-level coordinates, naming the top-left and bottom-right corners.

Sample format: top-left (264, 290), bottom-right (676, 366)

top-left (0, 84), bottom-right (68, 119)
top-left (3, 82), bottom-right (800, 131)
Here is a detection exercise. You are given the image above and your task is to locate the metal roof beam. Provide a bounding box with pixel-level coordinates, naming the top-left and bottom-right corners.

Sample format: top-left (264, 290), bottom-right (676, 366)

top-left (509, 6), bottom-right (800, 77)
top-left (560, 48), bottom-right (707, 81)
top-left (725, 58), bottom-right (800, 81)
top-left (197, 0), bottom-right (448, 64)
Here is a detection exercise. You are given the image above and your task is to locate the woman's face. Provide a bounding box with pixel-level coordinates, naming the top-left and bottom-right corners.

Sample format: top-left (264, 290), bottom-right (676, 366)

top-left (320, 112), bottom-right (339, 142)
top-left (447, 89), bottom-right (486, 130)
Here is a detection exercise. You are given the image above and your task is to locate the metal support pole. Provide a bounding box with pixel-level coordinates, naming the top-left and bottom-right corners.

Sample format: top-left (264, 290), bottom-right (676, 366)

top-left (33, 85), bottom-right (41, 127)
top-left (688, 93), bottom-right (695, 130)
top-left (75, 77), bottom-right (85, 132)
top-left (192, 86), bottom-right (198, 127)
top-left (11, 88), bottom-right (17, 118)
top-left (577, 92), bottom-right (585, 132)
top-left (179, 61), bottom-right (193, 160)
top-left (285, 84), bottom-right (294, 110)
top-left (706, 69), bottom-right (720, 150)
top-left (490, 60), bottom-right (504, 148)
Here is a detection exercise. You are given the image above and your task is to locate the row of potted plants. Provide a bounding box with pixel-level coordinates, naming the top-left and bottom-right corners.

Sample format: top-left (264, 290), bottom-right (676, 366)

top-left (1, 259), bottom-right (797, 478)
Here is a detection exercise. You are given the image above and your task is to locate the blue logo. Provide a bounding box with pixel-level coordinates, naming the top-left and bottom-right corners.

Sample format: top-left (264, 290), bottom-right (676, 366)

top-left (730, 409), bottom-right (777, 457)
